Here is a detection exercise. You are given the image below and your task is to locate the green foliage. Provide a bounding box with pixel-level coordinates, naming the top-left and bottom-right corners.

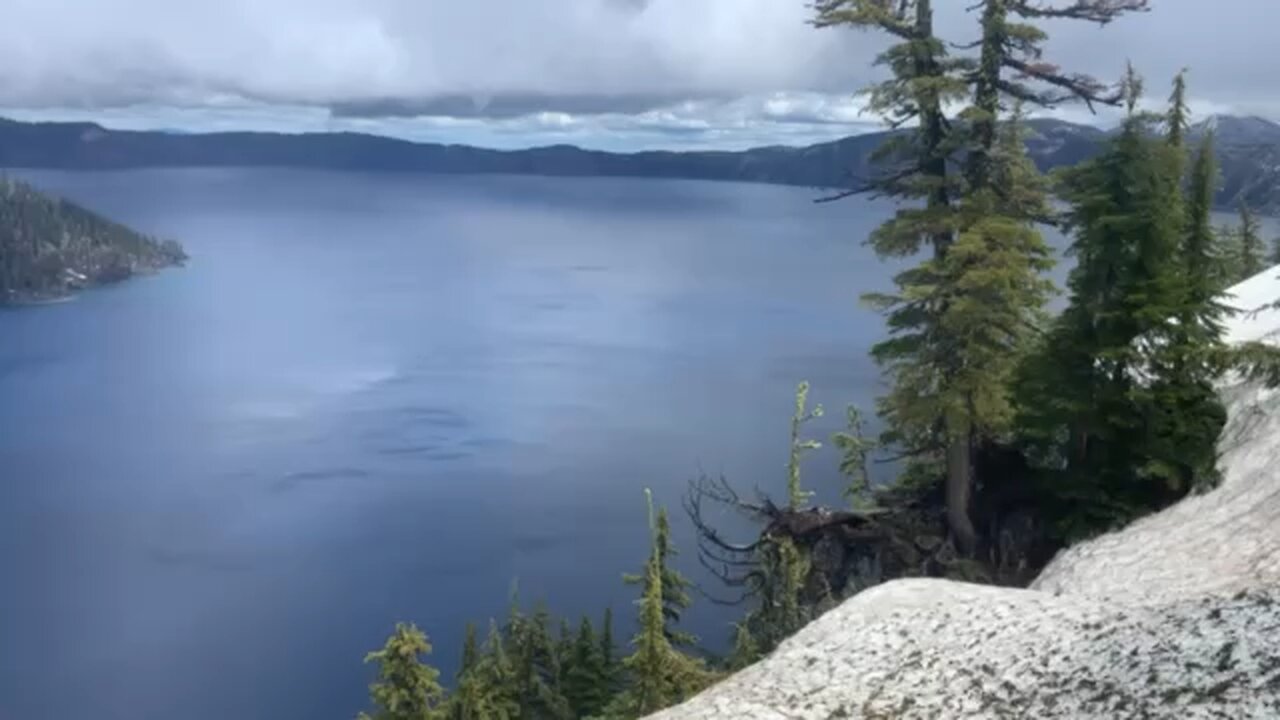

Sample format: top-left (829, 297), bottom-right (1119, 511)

top-left (1017, 73), bottom-right (1228, 538)
top-left (561, 616), bottom-right (611, 719)
top-left (831, 404), bottom-right (877, 510)
top-left (1237, 202), bottom-right (1266, 281)
top-left (726, 621), bottom-right (761, 671)
top-left (605, 492), bottom-right (717, 718)
top-left (358, 623), bottom-right (447, 720)
top-left (1184, 133), bottom-right (1235, 324)
top-left (1166, 70), bottom-right (1191, 155)
top-left (0, 178), bottom-right (186, 302)
top-left (506, 602), bottom-right (571, 720)
top-left (1230, 340), bottom-right (1280, 388)
top-left (555, 618), bottom-right (574, 686)
top-left (747, 537), bottom-right (813, 654)
top-left (787, 381), bottom-right (824, 510)
top-left (598, 607), bottom-right (621, 698)
top-left (451, 621), bottom-right (520, 720)
top-left (459, 623), bottom-right (480, 681)
top-left (865, 105), bottom-right (1055, 552)
top-left (623, 499), bottom-right (696, 649)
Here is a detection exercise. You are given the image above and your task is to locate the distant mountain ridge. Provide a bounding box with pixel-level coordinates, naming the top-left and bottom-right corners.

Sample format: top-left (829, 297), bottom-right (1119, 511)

top-left (1189, 115), bottom-right (1280, 214)
top-left (2, 114), bottom-right (1277, 212)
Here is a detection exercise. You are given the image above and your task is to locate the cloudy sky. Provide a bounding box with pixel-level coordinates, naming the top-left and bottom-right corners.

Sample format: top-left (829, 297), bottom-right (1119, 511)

top-left (0, 0), bottom-right (1271, 151)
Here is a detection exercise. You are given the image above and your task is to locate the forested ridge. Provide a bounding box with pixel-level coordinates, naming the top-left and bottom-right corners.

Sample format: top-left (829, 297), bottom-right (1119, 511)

top-left (6, 113), bottom-right (1280, 214)
top-left (0, 178), bottom-right (186, 303)
top-left (340, 2), bottom-right (1280, 718)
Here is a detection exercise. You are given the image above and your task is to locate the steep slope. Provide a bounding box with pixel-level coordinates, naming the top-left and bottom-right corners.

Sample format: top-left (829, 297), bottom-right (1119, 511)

top-left (648, 268), bottom-right (1280, 719)
top-left (0, 178), bottom-right (186, 303)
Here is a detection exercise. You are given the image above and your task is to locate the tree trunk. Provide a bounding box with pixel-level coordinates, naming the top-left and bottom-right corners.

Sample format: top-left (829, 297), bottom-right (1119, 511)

top-left (946, 429), bottom-right (978, 556)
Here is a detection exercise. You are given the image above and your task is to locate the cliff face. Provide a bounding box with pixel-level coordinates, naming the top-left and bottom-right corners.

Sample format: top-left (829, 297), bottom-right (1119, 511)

top-left (649, 269), bottom-right (1280, 719)
top-left (0, 178), bottom-right (186, 303)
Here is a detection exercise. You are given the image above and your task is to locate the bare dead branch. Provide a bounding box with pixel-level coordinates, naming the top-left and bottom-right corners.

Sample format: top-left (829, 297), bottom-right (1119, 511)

top-left (1012, 0), bottom-right (1149, 24)
top-left (814, 163), bottom-right (924, 204)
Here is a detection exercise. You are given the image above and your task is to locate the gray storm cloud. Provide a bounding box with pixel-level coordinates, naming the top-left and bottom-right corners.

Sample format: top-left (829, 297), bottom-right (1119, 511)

top-left (0, 0), bottom-right (1274, 120)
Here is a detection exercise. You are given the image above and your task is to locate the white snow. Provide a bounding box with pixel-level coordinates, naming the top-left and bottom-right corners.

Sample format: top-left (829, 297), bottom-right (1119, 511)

top-left (647, 266), bottom-right (1280, 720)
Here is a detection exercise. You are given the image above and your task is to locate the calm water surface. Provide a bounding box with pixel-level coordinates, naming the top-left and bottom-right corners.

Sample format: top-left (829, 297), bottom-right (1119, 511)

top-left (0, 169), bottom-right (908, 720)
top-left (6, 169), bottom-right (1254, 719)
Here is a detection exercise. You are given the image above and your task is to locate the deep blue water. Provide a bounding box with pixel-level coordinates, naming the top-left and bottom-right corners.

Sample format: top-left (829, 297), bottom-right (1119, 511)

top-left (0, 169), bottom-right (907, 720)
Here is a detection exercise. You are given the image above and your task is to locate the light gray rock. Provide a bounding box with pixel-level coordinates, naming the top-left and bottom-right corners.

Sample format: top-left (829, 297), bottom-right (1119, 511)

top-left (648, 269), bottom-right (1280, 719)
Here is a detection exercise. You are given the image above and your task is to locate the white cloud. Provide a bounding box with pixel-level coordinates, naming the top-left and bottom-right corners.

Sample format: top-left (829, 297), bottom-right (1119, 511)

top-left (0, 0), bottom-right (1274, 148)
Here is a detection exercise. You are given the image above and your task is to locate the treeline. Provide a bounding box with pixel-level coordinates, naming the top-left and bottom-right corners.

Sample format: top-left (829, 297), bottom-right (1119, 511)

top-left (352, 2), bottom-right (1280, 719)
top-left (0, 178), bottom-right (186, 303)
top-left (355, 493), bottom-right (727, 720)
top-left (352, 379), bottom-right (877, 719)
top-left (1217, 202), bottom-right (1280, 286)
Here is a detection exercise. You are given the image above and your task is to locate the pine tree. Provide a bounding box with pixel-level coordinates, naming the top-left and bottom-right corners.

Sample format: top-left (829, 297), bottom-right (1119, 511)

top-left (965, 0), bottom-right (1148, 192)
top-left (1181, 130), bottom-right (1234, 344)
top-left (478, 621), bottom-right (522, 720)
top-left (605, 492), bottom-right (716, 718)
top-left (1238, 202), bottom-right (1265, 280)
top-left (1166, 70), bottom-right (1191, 156)
top-left (1018, 70), bottom-right (1226, 536)
top-left (358, 623), bottom-right (448, 720)
top-left (562, 616), bottom-right (610, 719)
top-left (598, 607), bottom-right (620, 698)
top-left (618, 554), bottom-right (711, 716)
top-left (726, 621), bottom-right (761, 671)
top-left (448, 623), bottom-right (482, 720)
top-left (1145, 77), bottom-right (1230, 496)
top-left (831, 404), bottom-right (877, 510)
top-left (555, 617), bottom-right (574, 687)
top-left (1215, 223), bottom-right (1243, 287)
top-left (748, 536), bottom-right (812, 653)
top-left (786, 381), bottom-right (823, 510)
top-left (1271, 234), bottom-right (1280, 267)
top-left (817, 0), bottom-right (1141, 555)
top-left (1173, 108), bottom-right (1237, 453)
top-left (623, 500), bottom-right (695, 648)
top-left (948, 0), bottom-right (1145, 552)
top-left (452, 620), bottom-right (519, 720)
top-left (814, 0), bottom-right (974, 550)
top-left (500, 595), bottom-right (571, 720)
top-left (459, 623), bottom-right (480, 683)
top-left (522, 604), bottom-right (571, 719)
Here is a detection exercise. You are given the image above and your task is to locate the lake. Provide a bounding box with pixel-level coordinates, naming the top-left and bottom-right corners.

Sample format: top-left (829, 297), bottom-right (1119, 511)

top-left (4, 168), bottom-right (1254, 719)
top-left (0, 169), bottom-right (907, 720)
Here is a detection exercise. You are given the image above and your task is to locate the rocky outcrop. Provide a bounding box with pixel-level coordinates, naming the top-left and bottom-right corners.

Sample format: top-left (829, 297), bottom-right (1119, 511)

top-left (648, 269), bottom-right (1280, 719)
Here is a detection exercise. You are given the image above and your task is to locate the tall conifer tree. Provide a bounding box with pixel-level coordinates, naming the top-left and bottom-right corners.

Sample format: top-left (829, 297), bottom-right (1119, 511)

top-left (358, 623), bottom-right (448, 720)
top-left (814, 0), bottom-right (974, 550)
top-left (623, 506), bottom-right (695, 648)
top-left (598, 607), bottom-right (620, 699)
top-left (785, 381), bottom-right (823, 510)
top-left (1019, 71), bottom-right (1226, 535)
top-left (818, 0), bottom-right (1143, 554)
top-left (1238, 202), bottom-right (1266, 280)
top-left (604, 491), bottom-right (714, 718)
top-left (562, 616), bottom-right (609, 719)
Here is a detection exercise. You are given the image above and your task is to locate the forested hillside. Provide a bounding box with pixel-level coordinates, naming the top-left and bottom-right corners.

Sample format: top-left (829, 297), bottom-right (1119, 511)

top-left (0, 178), bottom-right (186, 303)
top-left (6, 114), bottom-right (1279, 213)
